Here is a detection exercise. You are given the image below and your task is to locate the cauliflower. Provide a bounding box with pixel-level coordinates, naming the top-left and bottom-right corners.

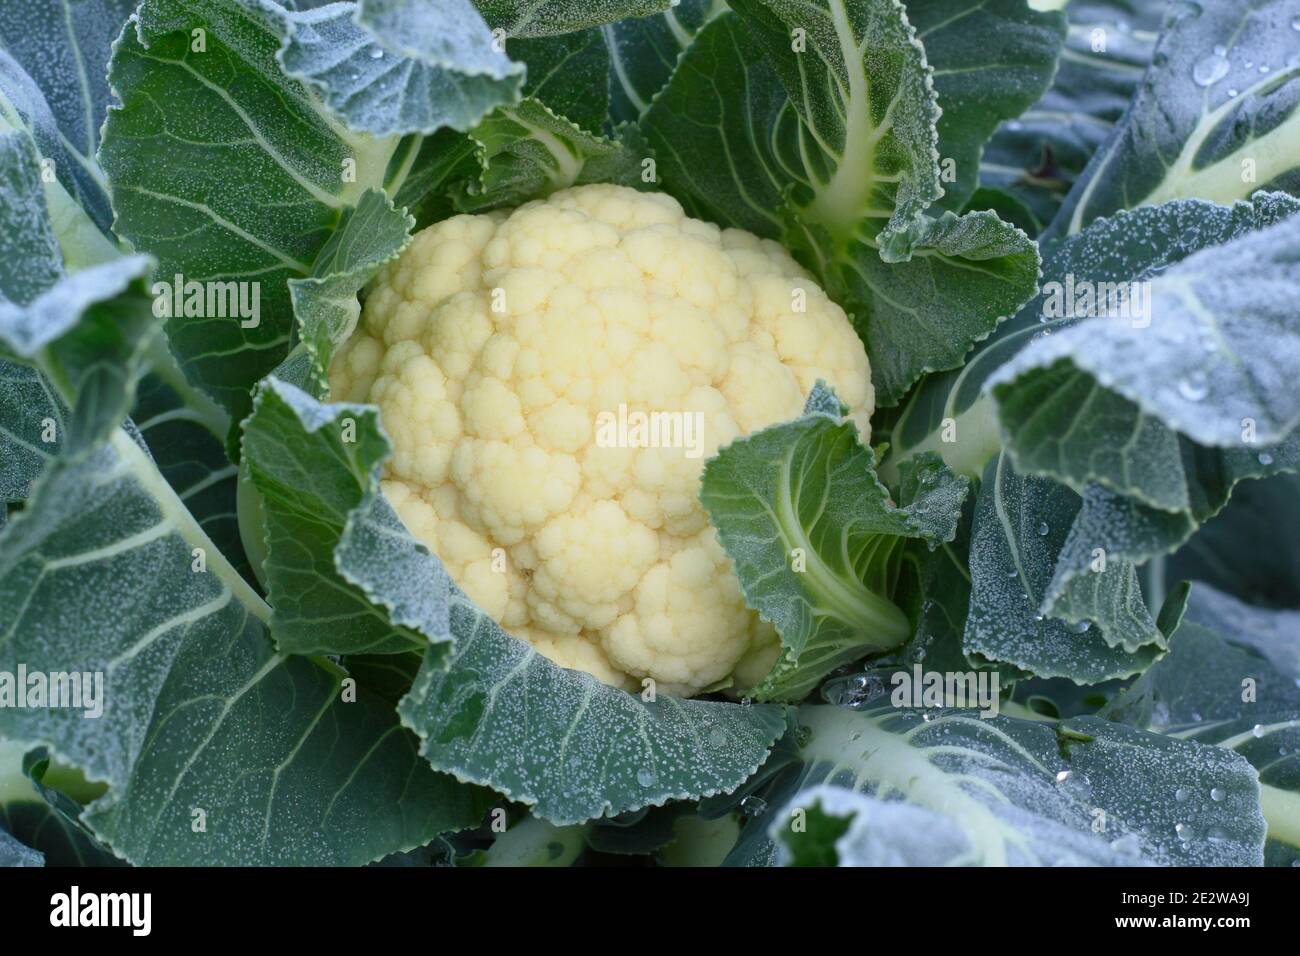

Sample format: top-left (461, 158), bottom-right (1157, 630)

top-left (329, 184), bottom-right (873, 697)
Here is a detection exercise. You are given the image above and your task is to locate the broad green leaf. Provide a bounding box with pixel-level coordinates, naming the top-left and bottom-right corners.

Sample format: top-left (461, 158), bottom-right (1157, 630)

top-left (1052, 0), bottom-right (1300, 238)
top-left (886, 192), bottom-right (1300, 489)
top-left (0, 128), bottom-right (158, 458)
top-left (132, 370), bottom-right (252, 586)
top-left (100, 0), bottom-right (517, 424)
top-left (1101, 590), bottom-right (1300, 865)
top-left (0, 429), bottom-right (489, 864)
top-left (965, 454), bottom-right (1164, 682)
top-left (397, 589), bottom-right (788, 826)
top-left (386, 127), bottom-right (482, 228)
top-left (1043, 439), bottom-right (1300, 631)
top-left (280, 0), bottom-right (525, 137)
top-left (0, 0), bottom-right (138, 237)
top-left (993, 202), bottom-right (1300, 461)
top-left (904, 0), bottom-right (1067, 213)
top-left (1179, 585), bottom-right (1300, 684)
top-left (0, 360), bottom-right (63, 500)
top-left (643, 7), bottom-right (1040, 404)
top-left (1171, 488), bottom-right (1300, 626)
top-left (701, 383), bottom-right (969, 701)
top-left (730, 0), bottom-right (943, 243)
top-left (839, 208), bottom-right (1039, 406)
top-left (475, 0), bottom-right (673, 37)
top-left (242, 376), bottom-right (455, 657)
top-left (289, 188), bottom-right (414, 397)
top-left (637, 13), bottom-right (789, 237)
top-left (741, 703), bottom-right (1265, 866)
top-left (601, 0), bottom-right (727, 124)
top-left (508, 29), bottom-right (610, 133)
top-left (457, 97), bottom-right (641, 210)
top-left (980, 0), bottom-right (1163, 230)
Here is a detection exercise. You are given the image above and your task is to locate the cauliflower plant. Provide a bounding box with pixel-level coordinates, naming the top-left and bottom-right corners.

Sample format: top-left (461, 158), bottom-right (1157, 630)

top-left (329, 184), bottom-right (873, 697)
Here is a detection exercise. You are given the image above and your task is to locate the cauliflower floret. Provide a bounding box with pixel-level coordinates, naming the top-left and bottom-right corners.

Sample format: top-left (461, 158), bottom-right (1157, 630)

top-left (330, 184), bottom-right (873, 697)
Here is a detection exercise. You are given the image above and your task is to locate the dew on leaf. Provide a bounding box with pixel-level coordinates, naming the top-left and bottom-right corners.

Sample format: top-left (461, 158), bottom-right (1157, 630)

top-left (1192, 53), bottom-right (1230, 87)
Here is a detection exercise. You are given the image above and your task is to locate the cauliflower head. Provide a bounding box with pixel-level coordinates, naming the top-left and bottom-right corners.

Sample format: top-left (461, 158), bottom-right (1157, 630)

top-left (329, 184), bottom-right (873, 697)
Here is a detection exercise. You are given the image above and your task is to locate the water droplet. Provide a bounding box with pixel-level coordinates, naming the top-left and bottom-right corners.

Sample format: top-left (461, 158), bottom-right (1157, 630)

top-left (1057, 770), bottom-right (1093, 801)
top-left (821, 672), bottom-right (887, 708)
top-left (636, 768), bottom-right (657, 788)
top-left (1213, 45), bottom-right (1227, 56)
top-left (1293, 15), bottom-right (1300, 31)
top-left (1252, 723), bottom-right (1265, 738)
top-left (1006, 569), bottom-right (1019, 579)
top-left (707, 726), bottom-right (728, 748)
top-left (1175, 787), bottom-right (1189, 802)
top-left (1227, 88), bottom-right (1239, 97)
top-left (1259, 452), bottom-right (1274, 466)
top-left (1192, 52), bottom-right (1230, 87)
top-left (1175, 822), bottom-right (1193, 841)
top-left (1210, 787), bottom-right (1225, 802)
top-left (1259, 65), bottom-right (1270, 73)
top-left (369, 47), bottom-right (385, 59)
top-left (1177, 373), bottom-right (1208, 402)
top-left (794, 724), bottom-right (813, 747)
top-left (740, 796), bottom-right (767, 817)
top-left (1037, 522), bottom-right (1049, 536)
top-left (1071, 620), bottom-right (1091, 634)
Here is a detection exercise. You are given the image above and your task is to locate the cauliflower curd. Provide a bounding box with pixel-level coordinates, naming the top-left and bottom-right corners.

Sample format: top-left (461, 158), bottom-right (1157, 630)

top-left (329, 184), bottom-right (874, 697)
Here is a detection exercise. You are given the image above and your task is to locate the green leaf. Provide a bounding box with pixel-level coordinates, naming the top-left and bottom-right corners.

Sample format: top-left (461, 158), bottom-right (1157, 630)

top-left (965, 453), bottom-right (1164, 683)
top-left (132, 370), bottom-right (252, 586)
top-left (0, 430), bottom-right (489, 864)
top-left (840, 207), bottom-right (1039, 405)
top-left (397, 589), bottom-right (788, 825)
top-left (642, 6), bottom-right (1040, 404)
top-left (904, 0), bottom-right (1067, 213)
top-left (457, 97), bottom-right (641, 210)
top-left (385, 127), bottom-right (482, 228)
top-left (601, 0), bottom-right (726, 124)
top-left (280, 0), bottom-right (525, 137)
top-left (0, 129), bottom-right (158, 458)
top-left (475, 0), bottom-right (673, 37)
top-left (980, 0), bottom-right (1163, 230)
top-left (1101, 588), bottom-right (1300, 865)
top-left (701, 383), bottom-right (969, 701)
top-left (99, 0), bottom-right (517, 424)
top-left (1168, 474), bottom-right (1300, 608)
top-left (1043, 443), bottom-right (1300, 632)
top-left (0, 0), bottom-right (138, 237)
top-left (1051, 0), bottom-right (1300, 238)
top-left (887, 191), bottom-right (1300, 488)
top-left (508, 28), bottom-right (610, 133)
top-left (242, 376), bottom-right (455, 657)
top-left (289, 188), bottom-right (414, 397)
top-left (994, 200), bottom-right (1300, 464)
top-left (748, 703), bottom-right (1265, 866)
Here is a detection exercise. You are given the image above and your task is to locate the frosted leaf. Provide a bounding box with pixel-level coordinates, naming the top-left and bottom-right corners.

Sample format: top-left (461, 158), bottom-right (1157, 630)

top-left (398, 590), bottom-right (787, 826)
